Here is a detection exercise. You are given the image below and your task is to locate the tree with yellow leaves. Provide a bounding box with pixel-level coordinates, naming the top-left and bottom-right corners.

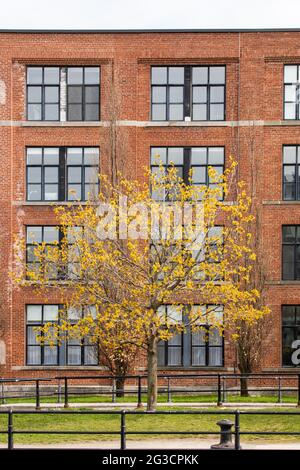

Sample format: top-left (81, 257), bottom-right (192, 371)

top-left (15, 158), bottom-right (269, 411)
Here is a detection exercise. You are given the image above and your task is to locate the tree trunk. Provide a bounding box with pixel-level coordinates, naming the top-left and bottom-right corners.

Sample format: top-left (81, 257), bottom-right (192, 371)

top-left (147, 335), bottom-right (158, 411)
top-left (240, 376), bottom-right (249, 397)
top-left (116, 376), bottom-right (125, 398)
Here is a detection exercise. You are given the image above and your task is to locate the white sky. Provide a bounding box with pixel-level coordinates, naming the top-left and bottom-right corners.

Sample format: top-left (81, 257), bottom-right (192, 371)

top-left (1, 0), bottom-right (300, 30)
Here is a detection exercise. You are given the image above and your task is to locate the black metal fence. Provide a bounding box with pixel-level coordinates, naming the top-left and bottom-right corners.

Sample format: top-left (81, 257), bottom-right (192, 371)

top-left (1, 373), bottom-right (300, 409)
top-left (1, 408), bottom-right (300, 450)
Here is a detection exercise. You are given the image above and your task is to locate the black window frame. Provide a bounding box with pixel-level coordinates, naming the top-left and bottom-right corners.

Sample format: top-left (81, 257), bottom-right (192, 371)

top-left (26, 66), bottom-right (60, 122)
top-left (66, 67), bottom-right (100, 122)
top-left (26, 146), bottom-right (100, 202)
top-left (151, 65), bottom-right (226, 122)
top-left (282, 225), bottom-right (300, 280)
top-left (26, 304), bottom-right (98, 366)
top-left (282, 305), bottom-right (300, 367)
top-left (282, 145), bottom-right (300, 201)
top-left (26, 225), bottom-right (61, 280)
top-left (284, 65), bottom-right (300, 120)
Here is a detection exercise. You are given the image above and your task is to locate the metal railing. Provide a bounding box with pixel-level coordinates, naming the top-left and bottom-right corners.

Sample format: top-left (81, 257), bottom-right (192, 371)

top-left (1, 372), bottom-right (300, 409)
top-left (1, 408), bottom-right (300, 450)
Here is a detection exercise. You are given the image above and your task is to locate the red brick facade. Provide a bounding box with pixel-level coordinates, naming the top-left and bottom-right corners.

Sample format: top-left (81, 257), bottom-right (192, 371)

top-left (0, 30), bottom-right (300, 379)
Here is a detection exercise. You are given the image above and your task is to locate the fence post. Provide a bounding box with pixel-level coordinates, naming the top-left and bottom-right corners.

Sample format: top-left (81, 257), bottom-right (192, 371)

top-left (298, 375), bottom-right (300, 407)
top-left (1, 381), bottom-right (5, 405)
top-left (120, 410), bottom-right (126, 450)
top-left (234, 410), bottom-right (241, 450)
top-left (64, 377), bottom-right (69, 408)
top-left (222, 377), bottom-right (227, 403)
top-left (137, 376), bottom-right (143, 408)
top-left (35, 380), bottom-right (41, 410)
top-left (217, 374), bottom-right (222, 406)
top-left (112, 378), bottom-right (116, 403)
top-left (277, 377), bottom-right (282, 403)
top-left (167, 377), bottom-right (172, 403)
top-left (57, 379), bottom-right (62, 404)
top-left (8, 410), bottom-right (13, 450)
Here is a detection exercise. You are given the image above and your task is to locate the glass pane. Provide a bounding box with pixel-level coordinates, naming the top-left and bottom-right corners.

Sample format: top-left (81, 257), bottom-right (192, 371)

top-left (191, 148), bottom-right (207, 164)
top-left (27, 86), bottom-right (42, 103)
top-left (283, 182), bottom-right (296, 200)
top-left (192, 347), bottom-right (206, 366)
top-left (85, 167), bottom-right (98, 183)
top-left (44, 226), bottom-right (59, 243)
top-left (68, 346), bottom-right (81, 365)
top-left (44, 185), bottom-right (58, 201)
top-left (85, 184), bottom-right (98, 199)
top-left (67, 307), bottom-right (82, 320)
top-left (284, 65), bottom-right (298, 83)
top-left (169, 86), bottom-right (183, 103)
top-left (68, 104), bottom-right (82, 121)
top-left (193, 104), bottom-right (207, 120)
top-left (283, 226), bottom-right (296, 243)
top-left (67, 148), bottom-right (83, 164)
top-left (152, 86), bottom-right (166, 103)
top-left (28, 104), bottom-right (42, 120)
top-left (68, 185), bottom-right (82, 200)
top-left (285, 85), bottom-right (297, 102)
top-left (27, 346), bottom-right (41, 365)
top-left (27, 305), bottom-right (42, 322)
top-left (151, 67), bottom-right (167, 84)
top-left (209, 347), bottom-right (222, 366)
top-left (28, 184), bottom-right (42, 201)
top-left (67, 67), bottom-right (83, 84)
top-left (44, 148), bottom-right (59, 165)
top-left (168, 148), bottom-right (184, 165)
top-left (27, 148), bottom-right (42, 165)
top-left (27, 67), bottom-right (43, 84)
top-left (44, 67), bottom-right (60, 84)
top-left (68, 167), bottom-right (82, 183)
top-left (45, 104), bottom-right (59, 121)
top-left (285, 103), bottom-right (296, 119)
top-left (210, 86), bottom-right (224, 103)
top-left (151, 147), bottom-right (167, 164)
top-left (169, 67), bottom-right (184, 84)
top-left (27, 326), bottom-right (39, 345)
top-left (192, 67), bottom-right (208, 84)
top-left (84, 148), bottom-right (99, 165)
top-left (85, 86), bottom-right (99, 103)
top-left (85, 104), bottom-right (99, 120)
top-left (193, 86), bottom-right (207, 102)
top-left (28, 167), bottom-right (41, 183)
top-left (169, 104), bottom-right (183, 120)
top-left (210, 104), bottom-right (224, 120)
top-left (209, 67), bottom-right (225, 84)
top-left (192, 330), bottom-right (206, 346)
top-left (84, 346), bottom-right (98, 365)
top-left (208, 147), bottom-right (224, 164)
top-left (44, 167), bottom-right (58, 183)
top-left (152, 104), bottom-right (166, 120)
top-left (157, 344), bottom-right (165, 366)
top-left (282, 306), bottom-right (295, 325)
top-left (283, 146), bottom-right (297, 163)
top-left (167, 306), bottom-right (182, 323)
top-left (45, 86), bottom-right (59, 103)
top-left (27, 226), bottom-right (42, 243)
top-left (84, 67), bottom-right (100, 84)
top-left (168, 346), bottom-right (181, 365)
top-left (192, 166), bottom-right (206, 184)
top-left (284, 166), bottom-right (296, 182)
top-left (68, 86), bottom-right (82, 103)
top-left (209, 328), bottom-right (222, 345)
top-left (44, 346), bottom-right (58, 365)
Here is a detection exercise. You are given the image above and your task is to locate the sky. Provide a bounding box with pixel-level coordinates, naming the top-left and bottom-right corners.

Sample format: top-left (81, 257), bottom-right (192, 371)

top-left (1, 0), bottom-right (300, 30)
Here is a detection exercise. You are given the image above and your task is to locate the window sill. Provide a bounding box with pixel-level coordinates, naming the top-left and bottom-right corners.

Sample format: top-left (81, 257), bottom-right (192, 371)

top-left (263, 200), bottom-right (300, 205)
top-left (12, 366), bottom-right (107, 371)
top-left (13, 201), bottom-right (89, 207)
top-left (158, 366), bottom-right (230, 371)
top-left (21, 121), bottom-right (102, 127)
top-left (266, 280), bottom-right (300, 285)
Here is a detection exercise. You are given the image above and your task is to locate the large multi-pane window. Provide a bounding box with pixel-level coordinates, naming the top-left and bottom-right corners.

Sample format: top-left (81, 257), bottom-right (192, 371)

top-left (283, 146), bottom-right (300, 200)
top-left (26, 226), bottom-right (60, 279)
top-left (26, 304), bottom-right (98, 366)
top-left (151, 66), bottom-right (225, 121)
top-left (26, 66), bottom-right (100, 121)
top-left (158, 305), bottom-right (223, 367)
top-left (282, 225), bottom-right (300, 280)
top-left (150, 146), bottom-right (225, 200)
top-left (284, 65), bottom-right (300, 120)
top-left (26, 147), bottom-right (99, 202)
top-left (282, 305), bottom-right (300, 366)
top-left (27, 67), bottom-right (60, 121)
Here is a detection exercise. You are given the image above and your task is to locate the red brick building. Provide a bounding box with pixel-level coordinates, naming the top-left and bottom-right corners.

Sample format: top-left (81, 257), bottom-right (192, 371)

top-left (0, 29), bottom-right (300, 380)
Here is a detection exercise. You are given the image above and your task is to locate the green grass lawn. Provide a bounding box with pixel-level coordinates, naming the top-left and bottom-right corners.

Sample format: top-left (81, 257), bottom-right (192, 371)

top-left (0, 407), bottom-right (300, 445)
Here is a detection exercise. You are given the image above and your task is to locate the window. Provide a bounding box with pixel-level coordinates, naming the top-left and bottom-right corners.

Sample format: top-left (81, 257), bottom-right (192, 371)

top-left (26, 147), bottom-right (99, 201)
top-left (151, 66), bottom-right (225, 121)
top-left (27, 67), bottom-right (60, 121)
top-left (283, 146), bottom-right (300, 200)
top-left (150, 147), bottom-right (225, 201)
top-left (158, 305), bottom-right (223, 367)
top-left (282, 225), bottom-right (300, 280)
top-left (26, 66), bottom-right (100, 121)
top-left (26, 304), bottom-right (98, 366)
top-left (282, 305), bottom-right (300, 366)
top-left (67, 67), bottom-right (100, 121)
top-left (284, 65), bottom-right (300, 120)
top-left (26, 226), bottom-right (60, 279)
